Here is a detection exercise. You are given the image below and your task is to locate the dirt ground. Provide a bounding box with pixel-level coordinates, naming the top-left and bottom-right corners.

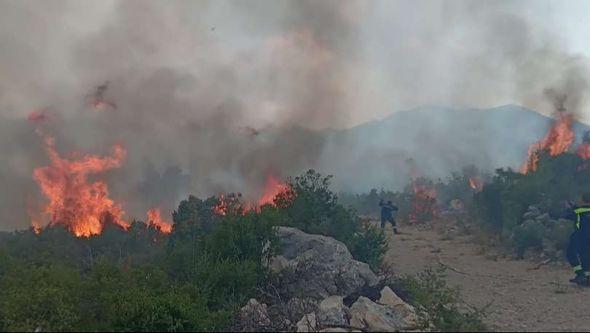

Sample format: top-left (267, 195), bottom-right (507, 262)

top-left (382, 222), bottom-right (590, 331)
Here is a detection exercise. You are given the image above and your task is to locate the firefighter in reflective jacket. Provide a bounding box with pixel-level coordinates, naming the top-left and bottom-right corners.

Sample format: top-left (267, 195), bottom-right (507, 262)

top-left (564, 193), bottom-right (590, 286)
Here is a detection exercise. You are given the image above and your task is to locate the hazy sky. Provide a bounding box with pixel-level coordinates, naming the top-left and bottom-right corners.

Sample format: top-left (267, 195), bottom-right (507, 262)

top-left (2, 0), bottom-right (590, 127)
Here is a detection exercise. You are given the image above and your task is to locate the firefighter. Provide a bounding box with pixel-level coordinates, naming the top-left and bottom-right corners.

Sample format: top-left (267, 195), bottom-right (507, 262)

top-left (379, 199), bottom-right (399, 235)
top-left (564, 193), bottom-right (590, 286)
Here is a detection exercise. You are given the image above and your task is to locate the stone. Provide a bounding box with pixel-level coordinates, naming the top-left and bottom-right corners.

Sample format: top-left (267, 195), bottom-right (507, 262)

top-left (271, 227), bottom-right (379, 300)
top-left (377, 287), bottom-right (419, 329)
top-left (317, 296), bottom-right (349, 327)
top-left (535, 213), bottom-right (551, 223)
top-left (238, 298), bottom-right (271, 330)
top-left (297, 313), bottom-right (317, 332)
top-left (349, 296), bottom-right (408, 332)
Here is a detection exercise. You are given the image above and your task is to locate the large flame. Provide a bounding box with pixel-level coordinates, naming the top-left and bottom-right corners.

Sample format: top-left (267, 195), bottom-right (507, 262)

top-left (521, 113), bottom-right (574, 173)
top-left (33, 133), bottom-right (129, 237)
top-left (257, 175), bottom-right (290, 207)
top-left (146, 208), bottom-right (173, 234)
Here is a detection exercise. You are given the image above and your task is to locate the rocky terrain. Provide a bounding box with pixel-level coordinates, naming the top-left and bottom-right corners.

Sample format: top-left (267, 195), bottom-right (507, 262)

top-left (235, 227), bottom-right (419, 332)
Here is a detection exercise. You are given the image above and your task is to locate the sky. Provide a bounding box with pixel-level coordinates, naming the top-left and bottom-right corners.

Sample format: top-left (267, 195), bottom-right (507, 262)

top-left (3, 0), bottom-right (590, 127)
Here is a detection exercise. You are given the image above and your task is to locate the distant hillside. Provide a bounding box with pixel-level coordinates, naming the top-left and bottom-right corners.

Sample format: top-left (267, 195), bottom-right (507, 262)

top-left (316, 105), bottom-right (590, 192)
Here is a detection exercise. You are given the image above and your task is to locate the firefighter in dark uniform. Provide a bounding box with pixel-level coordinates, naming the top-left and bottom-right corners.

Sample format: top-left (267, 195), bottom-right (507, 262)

top-left (379, 199), bottom-right (399, 235)
top-left (564, 193), bottom-right (590, 286)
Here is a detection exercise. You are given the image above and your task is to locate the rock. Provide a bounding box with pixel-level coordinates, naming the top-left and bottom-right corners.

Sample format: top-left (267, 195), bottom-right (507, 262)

top-left (522, 219), bottom-right (536, 227)
top-left (317, 296), bottom-right (349, 327)
top-left (319, 328), bottom-right (350, 332)
top-left (527, 205), bottom-right (540, 215)
top-left (297, 313), bottom-right (317, 332)
top-left (535, 213), bottom-right (551, 223)
top-left (377, 287), bottom-right (419, 328)
top-left (272, 227), bottom-right (379, 300)
top-left (349, 296), bottom-right (407, 332)
top-left (238, 298), bottom-right (271, 330)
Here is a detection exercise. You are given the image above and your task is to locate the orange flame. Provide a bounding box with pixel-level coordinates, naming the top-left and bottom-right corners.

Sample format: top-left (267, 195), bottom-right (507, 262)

top-left (32, 133), bottom-right (129, 237)
top-left (147, 208), bottom-right (172, 234)
top-left (521, 113), bottom-right (574, 173)
top-left (212, 175), bottom-right (292, 216)
top-left (468, 177), bottom-right (484, 192)
top-left (257, 175), bottom-right (290, 207)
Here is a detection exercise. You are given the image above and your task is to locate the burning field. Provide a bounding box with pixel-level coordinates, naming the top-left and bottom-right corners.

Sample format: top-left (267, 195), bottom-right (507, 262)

top-left (29, 116), bottom-right (292, 238)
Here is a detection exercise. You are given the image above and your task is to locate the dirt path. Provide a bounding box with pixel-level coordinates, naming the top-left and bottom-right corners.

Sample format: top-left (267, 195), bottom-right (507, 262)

top-left (383, 223), bottom-right (590, 331)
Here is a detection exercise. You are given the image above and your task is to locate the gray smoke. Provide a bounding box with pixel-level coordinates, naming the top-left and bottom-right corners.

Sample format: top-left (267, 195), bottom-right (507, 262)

top-left (1, 0), bottom-right (590, 230)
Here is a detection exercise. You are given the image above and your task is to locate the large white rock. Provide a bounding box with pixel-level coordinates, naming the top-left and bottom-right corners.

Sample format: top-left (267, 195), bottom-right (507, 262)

top-left (377, 286), bottom-right (419, 329)
top-left (317, 296), bottom-right (349, 327)
top-left (296, 313), bottom-right (317, 332)
top-left (271, 227), bottom-right (379, 300)
top-left (349, 296), bottom-right (408, 332)
top-left (238, 298), bottom-right (271, 330)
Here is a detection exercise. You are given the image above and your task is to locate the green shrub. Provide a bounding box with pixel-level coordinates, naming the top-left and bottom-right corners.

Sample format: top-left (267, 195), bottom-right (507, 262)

top-left (276, 169), bottom-right (387, 269)
top-left (390, 267), bottom-right (487, 332)
top-left (513, 220), bottom-right (546, 258)
top-left (350, 222), bottom-right (388, 271)
top-left (0, 264), bottom-right (84, 332)
top-left (548, 219), bottom-right (574, 251)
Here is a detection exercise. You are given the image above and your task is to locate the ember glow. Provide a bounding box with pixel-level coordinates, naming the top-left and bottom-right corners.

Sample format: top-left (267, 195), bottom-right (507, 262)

top-left (32, 133), bottom-right (130, 237)
top-left (147, 208), bottom-right (173, 234)
top-left (521, 113), bottom-right (574, 173)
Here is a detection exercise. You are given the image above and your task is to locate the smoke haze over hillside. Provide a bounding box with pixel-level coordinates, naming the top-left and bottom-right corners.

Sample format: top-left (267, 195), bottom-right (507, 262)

top-left (2, 0), bottom-right (590, 230)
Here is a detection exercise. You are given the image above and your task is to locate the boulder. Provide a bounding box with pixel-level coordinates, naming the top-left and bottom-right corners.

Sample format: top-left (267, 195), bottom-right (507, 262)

top-left (317, 296), bottom-right (349, 327)
top-left (535, 213), bottom-right (551, 224)
top-left (238, 298), bottom-right (271, 330)
top-left (527, 205), bottom-right (540, 215)
top-left (349, 296), bottom-right (408, 332)
top-left (377, 287), bottom-right (419, 329)
top-left (271, 227), bottom-right (378, 300)
top-left (296, 313), bottom-right (317, 332)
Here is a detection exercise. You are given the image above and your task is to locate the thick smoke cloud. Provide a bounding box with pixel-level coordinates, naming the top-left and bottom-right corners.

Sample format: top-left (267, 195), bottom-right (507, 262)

top-left (1, 0), bottom-right (590, 230)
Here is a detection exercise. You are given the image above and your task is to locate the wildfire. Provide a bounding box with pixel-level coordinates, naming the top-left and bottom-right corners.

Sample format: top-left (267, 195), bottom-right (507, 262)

top-left (257, 175), bottom-right (290, 207)
top-left (408, 179), bottom-right (438, 223)
top-left (521, 113), bottom-right (574, 173)
top-left (146, 208), bottom-right (173, 234)
top-left (212, 175), bottom-right (292, 216)
top-left (32, 133), bottom-right (129, 237)
top-left (468, 177), bottom-right (484, 192)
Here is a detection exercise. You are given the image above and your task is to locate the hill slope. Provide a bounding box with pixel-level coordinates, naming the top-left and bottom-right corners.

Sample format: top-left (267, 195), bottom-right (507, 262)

top-left (317, 105), bottom-right (590, 192)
